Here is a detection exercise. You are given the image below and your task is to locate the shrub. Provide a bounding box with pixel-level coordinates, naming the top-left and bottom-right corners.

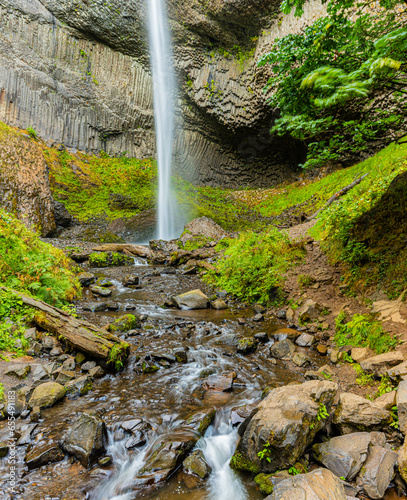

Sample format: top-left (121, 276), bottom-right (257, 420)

top-left (335, 311), bottom-right (399, 354)
top-left (205, 228), bottom-right (305, 304)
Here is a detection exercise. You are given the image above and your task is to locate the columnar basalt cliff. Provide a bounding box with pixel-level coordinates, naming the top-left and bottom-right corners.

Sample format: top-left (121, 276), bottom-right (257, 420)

top-left (0, 0), bottom-right (326, 187)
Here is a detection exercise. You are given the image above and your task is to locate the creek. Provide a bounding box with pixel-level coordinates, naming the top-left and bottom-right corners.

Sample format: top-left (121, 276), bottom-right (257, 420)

top-left (17, 254), bottom-right (326, 499)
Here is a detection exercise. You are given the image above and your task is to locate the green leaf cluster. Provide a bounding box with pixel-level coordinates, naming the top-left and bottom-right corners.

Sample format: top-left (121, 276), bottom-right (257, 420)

top-left (335, 311), bottom-right (399, 354)
top-left (204, 228), bottom-right (305, 304)
top-left (259, 0), bottom-right (407, 168)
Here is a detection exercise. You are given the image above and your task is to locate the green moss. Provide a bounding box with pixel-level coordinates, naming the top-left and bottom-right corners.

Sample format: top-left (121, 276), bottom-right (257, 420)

top-left (46, 148), bottom-right (157, 221)
top-left (230, 452), bottom-right (259, 473)
top-left (141, 362), bottom-right (159, 373)
top-left (108, 315), bottom-right (140, 334)
top-left (88, 251), bottom-right (133, 267)
top-left (254, 473), bottom-right (274, 495)
top-left (107, 342), bottom-right (130, 370)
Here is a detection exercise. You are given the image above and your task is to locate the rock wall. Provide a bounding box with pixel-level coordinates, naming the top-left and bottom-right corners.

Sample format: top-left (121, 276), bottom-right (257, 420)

top-left (0, 122), bottom-right (55, 236)
top-left (0, 0), bottom-right (326, 187)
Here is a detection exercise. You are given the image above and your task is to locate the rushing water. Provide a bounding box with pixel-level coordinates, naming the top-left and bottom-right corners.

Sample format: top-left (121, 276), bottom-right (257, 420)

top-left (148, 0), bottom-right (177, 240)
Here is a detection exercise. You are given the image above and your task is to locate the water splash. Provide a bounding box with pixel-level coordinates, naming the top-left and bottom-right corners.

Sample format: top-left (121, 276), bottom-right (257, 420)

top-left (147, 0), bottom-right (177, 240)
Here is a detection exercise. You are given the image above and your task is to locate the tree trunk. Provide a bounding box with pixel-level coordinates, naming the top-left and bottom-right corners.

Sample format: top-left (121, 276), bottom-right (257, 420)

top-left (3, 288), bottom-right (130, 369)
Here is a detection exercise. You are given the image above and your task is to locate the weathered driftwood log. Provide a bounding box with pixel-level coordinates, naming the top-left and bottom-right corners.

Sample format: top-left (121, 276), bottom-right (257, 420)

top-left (3, 288), bottom-right (130, 369)
top-left (92, 244), bottom-right (152, 259)
top-left (307, 173), bottom-right (369, 221)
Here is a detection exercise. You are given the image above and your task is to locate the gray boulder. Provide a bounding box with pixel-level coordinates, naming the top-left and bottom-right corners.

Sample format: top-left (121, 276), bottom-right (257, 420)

top-left (296, 333), bottom-right (315, 347)
top-left (269, 339), bottom-right (295, 360)
top-left (297, 299), bottom-right (322, 323)
top-left (356, 446), bottom-right (397, 499)
top-left (231, 380), bottom-right (337, 474)
top-left (65, 375), bottom-right (93, 397)
top-left (313, 432), bottom-right (371, 481)
top-left (172, 289), bottom-right (210, 310)
top-left (5, 364), bottom-right (31, 378)
top-left (203, 372), bottom-right (236, 392)
top-left (25, 440), bottom-right (65, 469)
top-left (28, 382), bottom-right (65, 409)
top-left (397, 380), bottom-right (407, 435)
top-left (360, 351), bottom-right (404, 376)
top-left (333, 392), bottom-right (392, 434)
top-left (183, 449), bottom-right (212, 479)
top-left (265, 468), bottom-right (347, 500)
top-left (62, 412), bottom-right (107, 468)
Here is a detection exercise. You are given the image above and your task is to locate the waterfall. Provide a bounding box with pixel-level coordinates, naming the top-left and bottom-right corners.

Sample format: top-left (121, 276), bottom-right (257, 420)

top-left (147, 0), bottom-right (177, 241)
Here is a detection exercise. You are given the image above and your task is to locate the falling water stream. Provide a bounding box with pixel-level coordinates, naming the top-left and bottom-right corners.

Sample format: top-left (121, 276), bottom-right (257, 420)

top-left (148, 0), bottom-right (177, 240)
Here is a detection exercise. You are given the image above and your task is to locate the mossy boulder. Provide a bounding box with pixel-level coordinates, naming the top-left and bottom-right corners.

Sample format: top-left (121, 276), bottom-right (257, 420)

top-left (61, 411), bottom-right (107, 468)
top-left (89, 251), bottom-right (133, 267)
top-left (237, 337), bottom-right (258, 354)
top-left (107, 314), bottom-right (141, 334)
top-left (183, 449), bottom-right (212, 479)
top-left (28, 382), bottom-right (66, 409)
top-left (232, 380), bottom-right (337, 474)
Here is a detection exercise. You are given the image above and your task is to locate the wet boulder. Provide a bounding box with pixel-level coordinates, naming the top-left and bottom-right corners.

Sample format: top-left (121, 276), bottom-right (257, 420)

top-left (61, 412), bottom-right (107, 468)
top-left (237, 337), bottom-right (258, 354)
top-left (333, 393), bottom-right (392, 434)
top-left (203, 371), bottom-right (236, 392)
top-left (172, 289), bottom-right (210, 310)
top-left (28, 382), bottom-right (65, 409)
top-left (269, 339), bottom-right (295, 360)
top-left (65, 375), bottom-right (93, 397)
top-left (313, 432), bottom-right (372, 481)
top-left (25, 440), bottom-right (65, 469)
top-left (185, 407), bottom-right (216, 435)
top-left (77, 272), bottom-right (96, 286)
top-left (108, 314), bottom-right (141, 333)
top-left (265, 468), bottom-right (347, 500)
top-left (183, 449), bottom-right (212, 479)
top-left (231, 380), bottom-right (337, 474)
top-left (356, 445), bottom-right (397, 499)
top-left (125, 422), bottom-right (152, 449)
top-left (211, 299), bottom-right (227, 310)
top-left (124, 274), bottom-right (139, 286)
top-left (134, 428), bottom-right (200, 488)
top-left (360, 351), bottom-right (404, 377)
top-left (89, 285), bottom-right (112, 297)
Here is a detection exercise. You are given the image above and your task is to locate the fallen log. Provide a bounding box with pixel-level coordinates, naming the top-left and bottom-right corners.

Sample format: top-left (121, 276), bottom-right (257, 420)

top-left (92, 244), bottom-right (151, 259)
top-left (307, 173), bottom-right (369, 221)
top-left (2, 288), bottom-right (130, 369)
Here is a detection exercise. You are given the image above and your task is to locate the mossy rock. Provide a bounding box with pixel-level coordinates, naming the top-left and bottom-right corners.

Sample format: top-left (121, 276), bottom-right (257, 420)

top-left (230, 451), bottom-right (259, 474)
top-left (142, 362), bottom-right (159, 374)
top-left (107, 314), bottom-right (141, 334)
top-left (89, 251), bottom-right (133, 267)
top-left (254, 473), bottom-right (275, 495)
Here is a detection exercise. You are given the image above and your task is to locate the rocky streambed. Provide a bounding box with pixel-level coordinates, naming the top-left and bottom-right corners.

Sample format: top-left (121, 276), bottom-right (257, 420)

top-left (1, 226), bottom-right (407, 500)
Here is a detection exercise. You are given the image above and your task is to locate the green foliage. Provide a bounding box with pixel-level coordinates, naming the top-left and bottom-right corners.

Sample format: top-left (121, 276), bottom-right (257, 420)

top-left (297, 274), bottom-right (315, 288)
top-left (372, 374), bottom-right (396, 399)
top-left (0, 209), bottom-right (80, 304)
top-left (88, 251), bottom-right (132, 267)
top-left (257, 442), bottom-right (272, 463)
top-left (176, 178), bottom-right (270, 232)
top-left (353, 364), bottom-right (375, 386)
top-left (335, 311), bottom-right (398, 354)
top-left (288, 466), bottom-right (301, 475)
top-left (0, 289), bottom-right (31, 358)
top-left (46, 149), bottom-right (156, 221)
top-left (309, 402), bottom-right (329, 429)
top-left (390, 405), bottom-right (399, 428)
top-left (205, 228), bottom-right (305, 304)
top-left (312, 142), bottom-right (407, 296)
top-left (258, 0), bottom-right (407, 168)
top-left (27, 126), bottom-right (37, 140)
top-left (0, 383), bottom-right (4, 402)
